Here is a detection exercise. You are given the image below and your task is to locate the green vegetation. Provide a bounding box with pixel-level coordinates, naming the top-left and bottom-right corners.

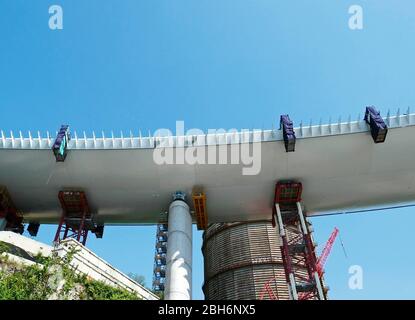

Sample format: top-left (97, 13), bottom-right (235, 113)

top-left (127, 272), bottom-right (164, 300)
top-left (0, 242), bottom-right (9, 254)
top-left (0, 246), bottom-right (141, 300)
top-left (154, 291), bottom-right (164, 300)
top-left (127, 273), bottom-right (147, 287)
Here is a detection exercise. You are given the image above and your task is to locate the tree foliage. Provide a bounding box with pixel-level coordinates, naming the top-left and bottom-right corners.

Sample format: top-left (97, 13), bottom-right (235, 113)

top-left (0, 247), bottom-right (141, 300)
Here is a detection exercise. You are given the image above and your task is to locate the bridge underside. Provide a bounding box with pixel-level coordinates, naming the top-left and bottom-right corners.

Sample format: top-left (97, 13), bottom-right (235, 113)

top-left (0, 121), bottom-right (415, 225)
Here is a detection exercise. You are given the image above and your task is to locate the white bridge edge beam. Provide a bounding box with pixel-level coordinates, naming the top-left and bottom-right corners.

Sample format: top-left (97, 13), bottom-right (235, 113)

top-left (165, 198), bottom-right (192, 300)
top-left (1, 111), bottom-right (413, 150)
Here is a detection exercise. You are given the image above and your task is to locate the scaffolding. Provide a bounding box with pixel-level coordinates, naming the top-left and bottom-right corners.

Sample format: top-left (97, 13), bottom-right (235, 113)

top-left (192, 189), bottom-right (208, 230)
top-left (0, 186), bottom-right (24, 234)
top-left (53, 190), bottom-right (100, 246)
top-left (153, 223), bottom-right (168, 293)
top-left (272, 181), bottom-right (326, 300)
top-left (202, 221), bottom-right (309, 300)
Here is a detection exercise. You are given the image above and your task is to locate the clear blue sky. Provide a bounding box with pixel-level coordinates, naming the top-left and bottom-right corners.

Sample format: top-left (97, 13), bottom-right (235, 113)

top-left (1, 1), bottom-right (415, 299)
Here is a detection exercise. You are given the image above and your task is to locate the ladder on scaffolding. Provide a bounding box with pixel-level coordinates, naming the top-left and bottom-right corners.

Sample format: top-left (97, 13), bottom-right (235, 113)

top-left (272, 181), bottom-right (326, 300)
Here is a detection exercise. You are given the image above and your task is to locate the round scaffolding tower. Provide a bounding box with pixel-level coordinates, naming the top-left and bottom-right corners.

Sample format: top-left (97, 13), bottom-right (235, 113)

top-left (202, 220), bottom-right (310, 300)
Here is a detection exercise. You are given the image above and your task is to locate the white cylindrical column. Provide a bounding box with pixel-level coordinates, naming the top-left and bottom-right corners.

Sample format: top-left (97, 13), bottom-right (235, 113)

top-left (165, 195), bottom-right (192, 300)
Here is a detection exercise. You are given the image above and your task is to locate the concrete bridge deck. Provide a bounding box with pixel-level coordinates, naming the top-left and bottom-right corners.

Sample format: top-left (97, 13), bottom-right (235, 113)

top-left (1, 111), bottom-right (414, 224)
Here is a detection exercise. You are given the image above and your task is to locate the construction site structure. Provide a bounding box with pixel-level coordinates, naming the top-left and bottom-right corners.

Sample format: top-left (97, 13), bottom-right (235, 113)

top-left (257, 226), bottom-right (339, 300)
top-left (0, 186), bottom-right (24, 234)
top-left (272, 181), bottom-right (326, 300)
top-left (192, 189), bottom-right (208, 230)
top-left (54, 190), bottom-right (103, 246)
top-left (316, 227), bottom-right (339, 277)
top-left (202, 220), bottom-right (311, 300)
top-left (0, 106), bottom-right (398, 300)
top-left (0, 106), bottom-right (400, 228)
top-left (153, 222), bottom-right (168, 293)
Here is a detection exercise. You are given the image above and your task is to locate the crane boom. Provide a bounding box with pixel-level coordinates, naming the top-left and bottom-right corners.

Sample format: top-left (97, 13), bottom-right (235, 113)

top-left (258, 226), bottom-right (340, 299)
top-left (316, 227), bottom-right (339, 277)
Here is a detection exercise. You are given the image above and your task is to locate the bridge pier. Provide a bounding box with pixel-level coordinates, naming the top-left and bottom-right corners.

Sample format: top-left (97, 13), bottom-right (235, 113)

top-left (165, 191), bottom-right (192, 300)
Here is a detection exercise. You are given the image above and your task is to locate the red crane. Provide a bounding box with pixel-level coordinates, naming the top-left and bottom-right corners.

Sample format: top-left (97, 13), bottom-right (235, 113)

top-left (316, 227), bottom-right (339, 277)
top-left (259, 227), bottom-right (340, 300)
